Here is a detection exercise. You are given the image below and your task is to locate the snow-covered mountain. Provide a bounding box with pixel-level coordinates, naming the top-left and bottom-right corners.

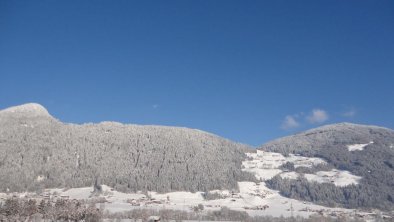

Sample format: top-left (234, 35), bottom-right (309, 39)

top-left (259, 123), bottom-right (394, 210)
top-left (1, 104), bottom-right (393, 219)
top-left (0, 103), bottom-right (254, 193)
top-left (1, 103), bottom-right (393, 213)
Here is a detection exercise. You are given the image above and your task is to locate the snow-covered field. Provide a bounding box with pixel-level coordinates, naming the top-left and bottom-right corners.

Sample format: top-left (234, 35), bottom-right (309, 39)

top-left (303, 170), bottom-right (361, 187)
top-left (243, 150), bottom-right (361, 186)
top-left (0, 150), bottom-right (386, 221)
top-left (29, 181), bottom-right (355, 218)
top-left (242, 151), bottom-right (327, 180)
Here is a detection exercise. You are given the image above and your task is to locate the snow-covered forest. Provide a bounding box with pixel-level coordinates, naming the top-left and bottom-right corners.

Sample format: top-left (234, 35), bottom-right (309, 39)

top-left (0, 104), bottom-right (255, 193)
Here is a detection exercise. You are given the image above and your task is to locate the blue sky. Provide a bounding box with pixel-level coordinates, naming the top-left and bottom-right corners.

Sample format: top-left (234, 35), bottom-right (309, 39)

top-left (1, 1), bottom-right (394, 146)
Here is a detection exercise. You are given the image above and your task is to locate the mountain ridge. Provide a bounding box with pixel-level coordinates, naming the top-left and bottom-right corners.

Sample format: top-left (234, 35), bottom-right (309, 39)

top-left (0, 103), bottom-right (246, 146)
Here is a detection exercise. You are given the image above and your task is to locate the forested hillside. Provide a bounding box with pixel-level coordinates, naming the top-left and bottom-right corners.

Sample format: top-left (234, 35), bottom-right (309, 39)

top-left (0, 103), bottom-right (254, 193)
top-left (260, 123), bottom-right (394, 210)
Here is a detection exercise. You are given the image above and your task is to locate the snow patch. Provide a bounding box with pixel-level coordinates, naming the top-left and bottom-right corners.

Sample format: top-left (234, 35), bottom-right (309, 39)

top-left (347, 141), bottom-right (373, 152)
top-left (279, 172), bottom-right (299, 180)
top-left (304, 170), bottom-right (361, 187)
top-left (36, 175), bottom-right (45, 182)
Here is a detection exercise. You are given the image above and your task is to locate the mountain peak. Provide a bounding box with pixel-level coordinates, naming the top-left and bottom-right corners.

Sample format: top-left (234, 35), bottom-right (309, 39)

top-left (0, 103), bottom-right (51, 118)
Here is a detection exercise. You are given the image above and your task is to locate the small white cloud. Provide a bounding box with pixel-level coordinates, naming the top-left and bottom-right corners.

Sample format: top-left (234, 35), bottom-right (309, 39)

top-left (306, 109), bottom-right (329, 124)
top-left (152, 104), bottom-right (159, 109)
top-left (281, 115), bottom-right (300, 130)
top-left (342, 108), bottom-right (356, 118)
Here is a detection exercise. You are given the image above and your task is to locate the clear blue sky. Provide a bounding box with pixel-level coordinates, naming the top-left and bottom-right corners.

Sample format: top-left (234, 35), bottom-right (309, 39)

top-left (1, 1), bottom-right (394, 146)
